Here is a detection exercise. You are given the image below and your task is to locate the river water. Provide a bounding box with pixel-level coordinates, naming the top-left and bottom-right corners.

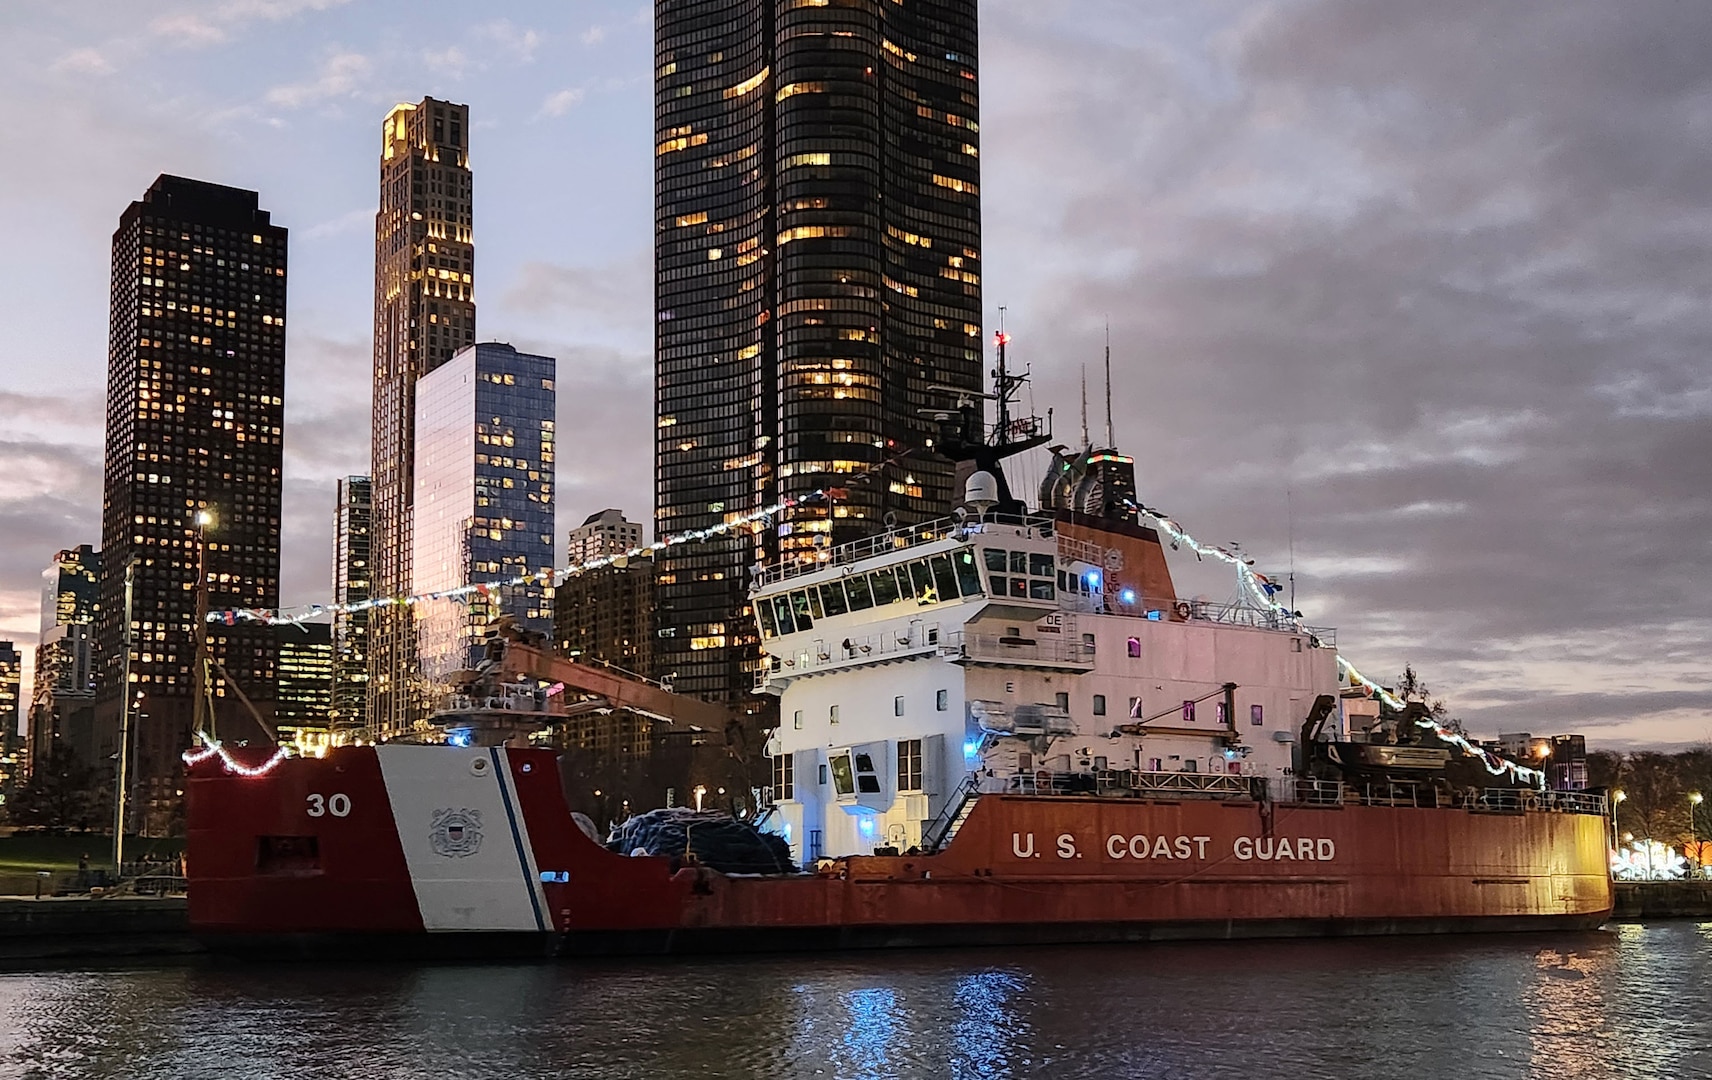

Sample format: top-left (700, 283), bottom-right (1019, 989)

top-left (2, 923), bottom-right (1708, 1079)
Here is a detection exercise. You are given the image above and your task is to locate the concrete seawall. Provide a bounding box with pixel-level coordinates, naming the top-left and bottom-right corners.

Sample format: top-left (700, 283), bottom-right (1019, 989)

top-left (0, 897), bottom-right (200, 963)
top-left (0, 883), bottom-right (1705, 964)
top-left (1613, 881), bottom-right (1712, 920)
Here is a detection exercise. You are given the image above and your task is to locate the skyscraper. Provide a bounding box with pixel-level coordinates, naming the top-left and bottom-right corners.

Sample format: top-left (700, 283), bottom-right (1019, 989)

top-left (0, 642), bottom-right (21, 806)
top-left (41, 545), bottom-right (100, 633)
top-left (567, 508), bottom-right (645, 565)
top-left (275, 622), bottom-right (333, 754)
top-left (370, 97), bottom-right (476, 737)
top-left (654, 0), bottom-right (984, 703)
top-left (412, 342), bottom-right (555, 683)
top-left (96, 174), bottom-right (287, 835)
top-left (30, 546), bottom-right (100, 773)
top-left (330, 476), bottom-right (372, 733)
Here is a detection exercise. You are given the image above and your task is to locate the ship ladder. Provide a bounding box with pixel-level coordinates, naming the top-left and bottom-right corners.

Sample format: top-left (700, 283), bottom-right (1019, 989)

top-left (924, 776), bottom-right (981, 852)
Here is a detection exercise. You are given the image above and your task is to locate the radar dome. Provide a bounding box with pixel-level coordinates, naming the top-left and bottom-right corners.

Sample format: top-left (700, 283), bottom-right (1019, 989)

top-left (965, 470), bottom-right (1000, 514)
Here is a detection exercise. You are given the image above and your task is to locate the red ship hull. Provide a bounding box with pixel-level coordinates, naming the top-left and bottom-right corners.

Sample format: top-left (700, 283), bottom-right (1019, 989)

top-left (186, 746), bottom-right (1613, 955)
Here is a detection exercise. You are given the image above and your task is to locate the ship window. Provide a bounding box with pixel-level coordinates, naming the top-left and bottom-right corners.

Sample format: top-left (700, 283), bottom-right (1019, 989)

top-left (793, 709), bottom-right (803, 729)
top-left (829, 753), bottom-right (854, 795)
top-left (929, 554), bottom-right (959, 600)
top-left (936, 688), bottom-right (949, 711)
top-left (1055, 692), bottom-right (1069, 710)
top-left (854, 752), bottom-right (883, 794)
top-left (908, 560), bottom-right (937, 602)
top-left (898, 739), bottom-right (923, 792)
top-left (820, 580), bottom-right (849, 616)
top-left (1010, 577), bottom-right (1029, 598)
top-left (983, 549), bottom-right (1006, 572)
top-left (1093, 694), bottom-right (1107, 716)
top-left (894, 695), bottom-right (905, 716)
top-left (1029, 553), bottom-right (1054, 578)
top-left (954, 551), bottom-right (983, 596)
top-left (1252, 704), bottom-right (1264, 726)
top-left (789, 591), bottom-right (814, 631)
top-left (773, 753), bottom-right (794, 801)
top-left (772, 595), bottom-right (797, 635)
top-left (990, 575), bottom-right (1009, 595)
top-left (819, 763), bottom-right (828, 786)
top-left (1181, 759), bottom-right (1198, 773)
top-left (1127, 636), bottom-right (1141, 658)
top-left (830, 705), bottom-right (839, 724)
top-left (845, 574), bottom-right (875, 610)
top-left (1029, 579), bottom-right (1055, 600)
top-left (1009, 551), bottom-right (1028, 574)
top-left (1129, 697), bottom-right (1142, 719)
top-left (1182, 700), bottom-right (1197, 722)
top-left (870, 567), bottom-right (902, 606)
top-left (807, 587), bottom-right (825, 621)
top-left (757, 601), bottom-right (777, 638)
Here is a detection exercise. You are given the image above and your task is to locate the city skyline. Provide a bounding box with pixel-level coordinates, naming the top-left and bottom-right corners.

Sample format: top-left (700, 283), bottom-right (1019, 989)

top-left (0, 1), bottom-right (1708, 746)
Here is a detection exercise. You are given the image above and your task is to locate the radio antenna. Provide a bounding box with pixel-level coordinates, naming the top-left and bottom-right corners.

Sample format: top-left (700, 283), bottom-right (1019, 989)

top-left (1079, 364), bottom-right (1090, 448)
top-left (1103, 320), bottom-right (1115, 448)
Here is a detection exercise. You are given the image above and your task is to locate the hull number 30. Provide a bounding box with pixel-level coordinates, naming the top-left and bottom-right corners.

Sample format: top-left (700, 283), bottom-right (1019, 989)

top-left (306, 793), bottom-right (352, 818)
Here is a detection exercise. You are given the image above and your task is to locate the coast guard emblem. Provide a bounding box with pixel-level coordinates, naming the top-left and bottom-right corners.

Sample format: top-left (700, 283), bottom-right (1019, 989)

top-left (429, 808), bottom-right (483, 858)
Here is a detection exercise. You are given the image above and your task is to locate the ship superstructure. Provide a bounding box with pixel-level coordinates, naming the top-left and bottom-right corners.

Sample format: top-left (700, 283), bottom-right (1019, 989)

top-left (754, 503), bottom-right (1340, 864)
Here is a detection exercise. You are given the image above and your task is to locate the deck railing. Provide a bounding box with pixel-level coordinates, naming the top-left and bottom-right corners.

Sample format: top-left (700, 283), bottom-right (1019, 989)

top-left (989, 770), bottom-right (1608, 816)
top-left (753, 513), bottom-right (1055, 589)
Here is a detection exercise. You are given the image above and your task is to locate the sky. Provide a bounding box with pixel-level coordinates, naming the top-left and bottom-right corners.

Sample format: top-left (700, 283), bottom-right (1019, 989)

top-left (0, 0), bottom-right (1707, 748)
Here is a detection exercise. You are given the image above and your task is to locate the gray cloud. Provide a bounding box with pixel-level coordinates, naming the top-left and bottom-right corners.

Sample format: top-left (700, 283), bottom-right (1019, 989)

top-left (980, 0), bottom-right (1712, 743)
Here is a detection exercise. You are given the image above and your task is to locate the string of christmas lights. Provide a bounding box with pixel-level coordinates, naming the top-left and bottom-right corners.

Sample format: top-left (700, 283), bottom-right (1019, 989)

top-left (1127, 498), bottom-right (1542, 786)
top-left (206, 443), bottom-right (927, 628)
top-left (207, 491), bottom-right (815, 627)
top-left (181, 731), bottom-right (291, 776)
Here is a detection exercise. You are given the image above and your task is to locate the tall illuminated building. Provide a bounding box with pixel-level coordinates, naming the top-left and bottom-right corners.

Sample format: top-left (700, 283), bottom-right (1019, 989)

top-left (412, 343), bottom-right (555, 683)
top-left (0, 642), bottom-right (20, 805)
top-left (95, 175), bottom-right (287, 834)
top-left (567, 508), bottom-right (645, 565)
top-left (29, 546), bottom-right (100, 772)
top-left (330, 476), bottom-right (372, 732)
top-left (275, 623), bottom-right (334, 755)
top-left (654, 0), bottom-right (984, 704)
top-left (369, 97), bottom-right (475, 737)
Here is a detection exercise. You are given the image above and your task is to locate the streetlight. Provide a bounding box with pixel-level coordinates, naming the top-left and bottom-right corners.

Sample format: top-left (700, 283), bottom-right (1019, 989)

top-left (1689, 792), bottom-right (1704, 869)
top-left (1611, 789), bottom-right (1627, 854)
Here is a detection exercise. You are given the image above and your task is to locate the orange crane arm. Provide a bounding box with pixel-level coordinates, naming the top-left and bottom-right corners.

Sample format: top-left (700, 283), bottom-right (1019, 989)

top-left (496, 640), bottom-right (735, 729)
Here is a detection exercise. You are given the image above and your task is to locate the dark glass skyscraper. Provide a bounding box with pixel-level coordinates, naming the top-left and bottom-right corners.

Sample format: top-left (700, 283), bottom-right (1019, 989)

top-left (96, 175), bottom-right (287, 834)
top-left (654, 1), bottom-right (983, 703)
top-left (370, 97), bottom-right (475, 737)
top-left (331, 476), bottom-right (371, 733)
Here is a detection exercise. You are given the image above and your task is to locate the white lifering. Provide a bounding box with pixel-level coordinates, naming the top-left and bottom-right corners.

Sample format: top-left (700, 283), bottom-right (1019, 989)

top-left (1173, 600), bottom-right (1193, 620)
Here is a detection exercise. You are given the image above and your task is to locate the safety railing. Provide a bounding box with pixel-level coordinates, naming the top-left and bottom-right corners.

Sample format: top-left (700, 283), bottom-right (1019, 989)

top-left (753, 514), bottom-right (1056, 589)
top-left (1290, 780), bottom-right (1607, 815)
top-left (944, 630), bottom-right (1094, 669)
top-left (1005, 768), bottom-right (1249, 799)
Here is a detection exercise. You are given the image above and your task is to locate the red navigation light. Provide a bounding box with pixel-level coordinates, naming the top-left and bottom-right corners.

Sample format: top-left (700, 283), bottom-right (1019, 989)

top-left (994, 332), bottom-right (1011, 346)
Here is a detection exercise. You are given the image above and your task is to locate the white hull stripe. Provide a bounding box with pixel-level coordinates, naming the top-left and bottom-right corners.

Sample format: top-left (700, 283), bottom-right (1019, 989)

top-left (376, 745), bottom-right (550, 933)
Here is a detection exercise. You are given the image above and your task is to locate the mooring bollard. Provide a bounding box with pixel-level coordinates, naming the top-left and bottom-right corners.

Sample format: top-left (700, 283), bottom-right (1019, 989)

top-left (35, 871), bottom-right (51, 900)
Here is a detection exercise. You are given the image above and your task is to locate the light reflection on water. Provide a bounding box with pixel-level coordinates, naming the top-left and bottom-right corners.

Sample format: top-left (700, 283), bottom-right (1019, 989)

top-left (2, 924), bottom-right (1710, 1079)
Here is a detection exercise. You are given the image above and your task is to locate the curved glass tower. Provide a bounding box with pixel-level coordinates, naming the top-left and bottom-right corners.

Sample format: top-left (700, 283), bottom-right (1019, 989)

top-left (655, 0), bottom-right (982, 704)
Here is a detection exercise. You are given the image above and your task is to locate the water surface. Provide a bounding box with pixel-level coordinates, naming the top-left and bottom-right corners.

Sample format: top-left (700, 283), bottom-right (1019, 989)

top-left (3, 923), bottom-right (1708, 1078)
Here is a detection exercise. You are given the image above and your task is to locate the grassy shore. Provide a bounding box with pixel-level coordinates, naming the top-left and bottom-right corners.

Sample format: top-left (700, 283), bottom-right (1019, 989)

top-left (0, 832), bottom-right (184, 873)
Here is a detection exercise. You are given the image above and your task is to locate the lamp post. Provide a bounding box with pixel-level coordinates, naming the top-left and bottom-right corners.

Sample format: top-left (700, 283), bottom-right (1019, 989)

top-left (1610, 789), bottom-right (1626, 856)
top-left (191, 509), bottom-right (214, 742)
top-left (1690, 792), bottom-right (1704, 870)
